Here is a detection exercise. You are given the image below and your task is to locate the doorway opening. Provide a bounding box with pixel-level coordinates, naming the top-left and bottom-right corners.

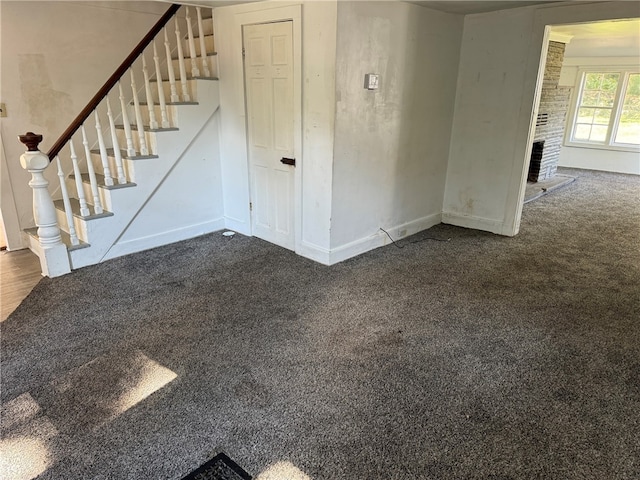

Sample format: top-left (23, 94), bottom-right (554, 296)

top-left (522, 18), bottom-right (640, 206)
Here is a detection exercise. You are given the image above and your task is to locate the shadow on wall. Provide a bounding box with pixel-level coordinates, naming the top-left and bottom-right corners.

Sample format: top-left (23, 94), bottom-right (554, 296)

top-left (331, 2), bottom-right (463, 248)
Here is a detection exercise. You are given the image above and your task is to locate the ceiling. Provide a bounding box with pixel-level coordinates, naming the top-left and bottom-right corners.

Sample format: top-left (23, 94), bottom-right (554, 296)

top-left (407, 0), bottom-right (561, 15)
top-left (166, 0), bottom-right (561, 15)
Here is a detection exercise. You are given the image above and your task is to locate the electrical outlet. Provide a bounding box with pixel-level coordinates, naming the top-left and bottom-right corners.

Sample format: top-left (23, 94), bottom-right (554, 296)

top-left (0, 103), bottom-right (6, 118)
top-left (364, 73), bottom-right (379, 90)
top-left (398, 229), bottom-right (407, 237)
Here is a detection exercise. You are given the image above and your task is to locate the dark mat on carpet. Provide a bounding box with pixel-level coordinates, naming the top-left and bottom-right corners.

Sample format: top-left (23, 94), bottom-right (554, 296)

top-left (181, 452), bottom-right (252, 480)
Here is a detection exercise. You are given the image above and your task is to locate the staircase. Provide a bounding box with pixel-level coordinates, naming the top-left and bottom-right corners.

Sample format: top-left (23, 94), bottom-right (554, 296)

top-left (20, 4), bottom-right (220, 276)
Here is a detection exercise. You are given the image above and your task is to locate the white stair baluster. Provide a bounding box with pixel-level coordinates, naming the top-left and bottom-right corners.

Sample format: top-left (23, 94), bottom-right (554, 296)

top-left (185, 7), bottom-right (200, 78)
top-left (106, 97), bottom-right (127, 184)
top-left (196, 7), bottom-right (211, 77)
top-left (80, 125), bottom-right (103, 214)
top-left (175, 18), bottom-right (191, 101)
top-left (118, 80), bottom-right (137, 157)
top-left (94, 111), bottom-right (115, 186)
top-left (69, 140), bottom-right (91, 216)
top-left (130, 69), bottom-right (149, 155)
top-left (56, 156), bottom-right (79, 245)
top-left (153, 41), bottom-right (170, 128)
top-left (164, 27), bottom-right (180, 103)
top-left (142, 53), bottom-right (159, 130)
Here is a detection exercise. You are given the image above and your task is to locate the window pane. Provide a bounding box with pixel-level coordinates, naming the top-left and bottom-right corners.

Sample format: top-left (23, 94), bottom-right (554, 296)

top-left (614, 73), bottom-right (640, 145)
top-left (590, 125), bottom-right (608, 142)
top-left (585, 73), bottom-right (603, 90)
top-left (594, 108), bottom-right (612, 125)
top-left (577, 108), bottom-right (595, 123)
top-left (599, 92), bottom-right (616, 107)
top-left (601, 73), bottom-right (620, 91)
top-left (574, 124), bottom-right (591, 140)
top-left (573, 72), bottom-right (620, 143)
top-left (582, 91), bottom-right (600, 106)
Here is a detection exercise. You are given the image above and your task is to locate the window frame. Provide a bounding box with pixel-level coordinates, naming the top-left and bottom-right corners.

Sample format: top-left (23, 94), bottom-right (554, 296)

top-left (565, 66), bottom-right (640, 152)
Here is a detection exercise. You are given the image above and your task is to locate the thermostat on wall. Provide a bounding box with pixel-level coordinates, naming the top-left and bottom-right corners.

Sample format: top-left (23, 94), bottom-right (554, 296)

top-left (364, 73), bottom-right (379, 90)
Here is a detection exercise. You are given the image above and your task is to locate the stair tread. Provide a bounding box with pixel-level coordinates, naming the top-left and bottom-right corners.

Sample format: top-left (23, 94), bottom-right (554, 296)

top-left (184, 33), bottom-right (214, 39)
top-left (25, 227), bottom-right (90, 251)
top-left (53, 198), bottom-right (114, 220)
top-left (90, 148), bottom-right (159, 160)
top-left (171, 51), bottom-right (218, 60)
top-left (136, 101), bottom-right (199, 106)
top-left (151, 76), bottom-right (219, 83)
top-left (69, 173), bottom-right (137, 190)
top-left (115, 124), bottom-right (179, 132)
top-left (172, 51), bottom-right (217, 60)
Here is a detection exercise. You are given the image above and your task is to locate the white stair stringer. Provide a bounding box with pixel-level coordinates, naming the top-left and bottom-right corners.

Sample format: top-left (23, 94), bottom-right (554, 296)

top-left (66, 79), bottom-right (220, 270)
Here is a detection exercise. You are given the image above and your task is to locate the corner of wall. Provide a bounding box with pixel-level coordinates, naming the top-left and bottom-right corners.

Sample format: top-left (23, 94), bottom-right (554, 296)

top-left (0, 132), bottom-right (26, 249)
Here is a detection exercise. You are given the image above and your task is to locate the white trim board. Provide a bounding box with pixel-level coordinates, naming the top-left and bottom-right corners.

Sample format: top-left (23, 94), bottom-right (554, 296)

top-left (99, 218), bottom-right (225, 263)
top-left (562, 57), bottom-right (640, 67)
top-left (324, 213), bottom-right (443, 266)
top-left (223, 216), bottom-right (250, 236)
top-left (442, 212), bottom-right (508, 236)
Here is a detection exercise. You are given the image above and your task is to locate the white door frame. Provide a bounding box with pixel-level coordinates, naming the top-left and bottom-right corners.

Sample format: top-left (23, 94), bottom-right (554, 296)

top-left (234, 5), bottom-right (302, 253)
top-left (0, 136), bottom-right (25, 250)
top-left (509, 25), bottom-right (552, 235)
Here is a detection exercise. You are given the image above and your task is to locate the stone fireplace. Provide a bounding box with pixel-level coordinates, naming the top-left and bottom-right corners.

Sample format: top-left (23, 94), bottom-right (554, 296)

top-left (528, 40), bottom-right (572, 183)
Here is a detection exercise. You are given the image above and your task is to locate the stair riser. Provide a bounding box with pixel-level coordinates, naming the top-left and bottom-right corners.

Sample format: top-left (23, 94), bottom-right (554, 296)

top-left (87, 153), bottom-right (130, 183)
top-left (115, 129), bottom-right (159, 156)
top-left (199, 17), bottom-right (214, 36)
top-left (68, 177), bottom-right (118, 213)
top-left (127, 104), bottom-right (183, 129)
top-left (55, 208), bottom-right (90, 243)
top-left (181, 34), bottom-right (215, 59)
top-left (147, 78), bottom-right (216, 104)
top-left (171, 55), bottom-right (217, 80)
top-left (148, 79), bottom-right (204, 104)
top-left (25, 232), bottom-right (43, 257)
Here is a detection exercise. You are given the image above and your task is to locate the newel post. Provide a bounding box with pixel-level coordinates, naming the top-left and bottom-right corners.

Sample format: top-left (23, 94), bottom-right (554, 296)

top-left (19, 132), bottom-right (71, 277)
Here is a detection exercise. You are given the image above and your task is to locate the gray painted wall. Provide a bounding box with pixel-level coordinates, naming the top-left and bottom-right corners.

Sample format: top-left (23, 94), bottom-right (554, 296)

top-left (331, 1), bottom-right (463, 250)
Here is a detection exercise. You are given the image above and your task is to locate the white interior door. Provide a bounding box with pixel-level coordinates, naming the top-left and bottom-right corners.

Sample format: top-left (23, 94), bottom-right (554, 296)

top-left (244, 21), bottom-right (295, 250)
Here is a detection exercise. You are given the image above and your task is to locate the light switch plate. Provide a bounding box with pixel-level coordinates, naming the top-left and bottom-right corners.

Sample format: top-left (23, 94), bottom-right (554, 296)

top-left (364, 74), bottom-right (379, 90)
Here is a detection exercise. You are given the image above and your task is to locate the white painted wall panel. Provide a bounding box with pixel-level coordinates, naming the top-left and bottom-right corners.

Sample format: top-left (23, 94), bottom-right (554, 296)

top-left (559, 146), bottom-right (640, 175)
top-left (330, 1), bottom-right (463, 250)
top-left (114, 114), bottom-right (223, 248)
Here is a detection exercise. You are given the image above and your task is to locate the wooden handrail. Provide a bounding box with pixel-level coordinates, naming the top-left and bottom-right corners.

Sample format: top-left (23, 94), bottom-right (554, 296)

top-left (47, 3), bottom-right (181, 160)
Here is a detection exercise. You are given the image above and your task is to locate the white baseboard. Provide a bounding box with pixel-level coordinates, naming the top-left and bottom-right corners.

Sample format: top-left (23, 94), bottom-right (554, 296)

top-left (103, 218), bottom-right (225, 261)
top-left (441, 212), bottom-right (507, 235)
top-left (297, 240), bottom-right (331, 265)
top-left (328, 213), bottom-right (442, 265)
top-left (223, 216), bottom-right (251, 236)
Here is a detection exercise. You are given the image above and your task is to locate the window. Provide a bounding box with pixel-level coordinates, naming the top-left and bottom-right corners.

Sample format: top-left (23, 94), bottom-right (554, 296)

top-left (568, 68), bottom-right (640, 149)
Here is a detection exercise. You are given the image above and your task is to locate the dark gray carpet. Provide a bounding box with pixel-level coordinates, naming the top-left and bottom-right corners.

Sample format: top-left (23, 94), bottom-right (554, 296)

top-left (2, 168), bottom-right (639, 480)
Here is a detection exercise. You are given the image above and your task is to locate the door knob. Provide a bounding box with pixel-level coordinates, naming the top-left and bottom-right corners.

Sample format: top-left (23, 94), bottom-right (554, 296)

top-left (280, 157), bottom-right (296, 166)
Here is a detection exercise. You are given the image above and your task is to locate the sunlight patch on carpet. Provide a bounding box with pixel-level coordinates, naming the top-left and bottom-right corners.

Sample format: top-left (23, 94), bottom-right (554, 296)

top-left (42, 349), bottom-right (177, 431)
top-left (116, 352), bottom-right (177, 414)
top-left (255, 461), bottom-right (312, 480)
top-left (1, 394), bottom-right (58, 480)
top-left (0, 436), bottom-right (52, 480)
